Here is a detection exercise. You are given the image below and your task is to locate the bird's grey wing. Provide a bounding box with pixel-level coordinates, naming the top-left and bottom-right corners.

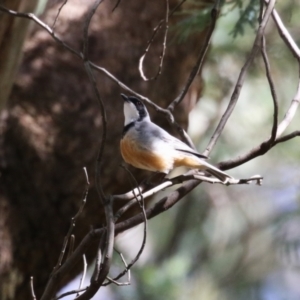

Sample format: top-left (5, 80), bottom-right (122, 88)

top-left (156, 127), bottom-right (208, 159)
top-left (136, 121), bottom-right (178, 152)
top-left (139, 122), bottom-right (208, 159)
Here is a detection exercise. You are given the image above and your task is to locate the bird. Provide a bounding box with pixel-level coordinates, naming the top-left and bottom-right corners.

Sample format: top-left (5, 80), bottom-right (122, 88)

top-left (120, 94), bottom-right (233, 183)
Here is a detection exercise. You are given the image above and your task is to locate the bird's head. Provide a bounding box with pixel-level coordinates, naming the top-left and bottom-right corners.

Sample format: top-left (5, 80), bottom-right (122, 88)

top-left (121, 94), bottom-right (150, 126)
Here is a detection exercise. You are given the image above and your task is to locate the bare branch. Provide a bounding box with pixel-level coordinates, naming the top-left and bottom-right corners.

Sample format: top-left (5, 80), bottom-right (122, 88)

top-left (266, 0), bottom-right (300, 60)
top-left (260, 35), bottom-right (278, 144)
top-left (274, 130), bottom-right (300, 145)
top-left (53, 168), bottom-right (89, 270)
top-left (105, 250), bottom-right (131, 286)
top-left (113, 184), bottom-right (148, 201)
top-left (83, 166), bottom-right (90, 185)
top-left (52, 0), bottom-right (68, 29)
top-left (204, 0), bottom-right (277, 156)
top-left (168, 0), bottom-right (221, 112)
top-left (82, 0), bottom-right (104, 60)
top-left (113, 181), bottom-right (170, 222)
top-left (106, 276), bottom-right (130, 286)
top-left (138, 0), bottom-right (187, 81)
top-left (115, 171), bottom-right (263, 222)
top-left (76, 255), bottom-right (87, 297)
top-left (30, 277), bottom-right (36, 300)
top-left (43, 227), bottom-right (97, 299)
top-left (75, 201), bottom-right (114, 300)
top-left (276, 75), bottom-right (300, 138)
top-left (55, 287), bottom-right (88, 300)
top-left (139, 0), bottom-right (169, 81)
top-left (66, 235), bottom-right (75, 259)
top-left (90, 230), bottom-right (105, 282)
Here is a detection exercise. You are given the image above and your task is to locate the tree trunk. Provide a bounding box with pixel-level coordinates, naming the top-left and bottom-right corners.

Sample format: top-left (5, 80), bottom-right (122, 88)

top-left (0, 0), bottom-right (39, 109)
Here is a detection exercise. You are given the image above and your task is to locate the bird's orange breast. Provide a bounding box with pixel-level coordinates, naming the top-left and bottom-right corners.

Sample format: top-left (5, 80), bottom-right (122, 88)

top-left (120, 137), bottom-right (170, 173)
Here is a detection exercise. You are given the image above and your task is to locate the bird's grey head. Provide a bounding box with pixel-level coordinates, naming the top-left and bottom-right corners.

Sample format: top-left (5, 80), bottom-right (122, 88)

top-left (121, 94), bottom-right (150, 126)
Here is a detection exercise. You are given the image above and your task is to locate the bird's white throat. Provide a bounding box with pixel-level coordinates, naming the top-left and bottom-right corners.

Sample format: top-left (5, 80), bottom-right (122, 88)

top-left (124, 102), bottom-right (140, 126)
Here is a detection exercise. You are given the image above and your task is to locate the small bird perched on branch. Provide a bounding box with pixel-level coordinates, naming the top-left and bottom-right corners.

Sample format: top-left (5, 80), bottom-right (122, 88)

top-left (120, 94), bottom-right (233, 183)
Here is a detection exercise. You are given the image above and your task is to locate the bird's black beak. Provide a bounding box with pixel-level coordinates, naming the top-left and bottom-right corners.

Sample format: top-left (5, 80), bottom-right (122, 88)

top-left (121, 94), bottom-right (129, 102)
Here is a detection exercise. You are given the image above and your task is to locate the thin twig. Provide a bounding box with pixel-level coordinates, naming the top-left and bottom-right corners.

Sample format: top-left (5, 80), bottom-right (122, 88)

top-left (138, 0), bottom-right (187, 81)
top-left (106, 276), bottom-right (130, 286)
top-left (53, 168), bottom-right (89, 270)
top-left (274, 130), bottom-right (300, 145)
top-left (55, 287), bottom-right (88, 300)
top-left (204, 0), bottom-right (277, 156)
top-left (113, 184), bottom-right (148, 201)
top-left (139, 0), bottom-right (169, 81)
top-left (106, 166), bottom-right (147, 285)
top-left (75, 202), bottom-right (114, 300)
top-left (168, 0), bottom-right (221, 112)
top-left (193, 174), bottom-right (263, 186)
top-left (115, 171), bottom-right (263, 218)
top-left (82, 0), bottom-right (104, 59)
top-left (276, 72), bottom-right (300, 138)
top-left (266, 0), bottom-right (300, 59)
top-left (66, 235), bottom-right (75, 259)
top-left (52, 0), bottom-right (68, 29)
top-left (30, 277), bottom-right (36, 300)
top-left (76, 255), bottom-right (87, 297)
top-left (258, 0), bottom-right (278, 145)
top-left (105, 250), bottom-right (131, 286)
top-left (114, 180), bottom-right (172, 221)
top-left (261, 36), bottom-right (278, 144)
top-left (90, 230), bottom-right (105, 282)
